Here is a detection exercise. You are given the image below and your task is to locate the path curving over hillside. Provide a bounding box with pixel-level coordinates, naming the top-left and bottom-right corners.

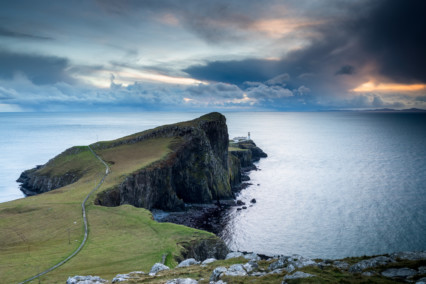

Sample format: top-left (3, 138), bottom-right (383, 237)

top-left (19, 146), bottom-right (110, 284)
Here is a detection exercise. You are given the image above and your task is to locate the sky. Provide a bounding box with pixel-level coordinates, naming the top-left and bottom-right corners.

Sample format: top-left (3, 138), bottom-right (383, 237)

top-left (0, 0), bottom-right (425, 112)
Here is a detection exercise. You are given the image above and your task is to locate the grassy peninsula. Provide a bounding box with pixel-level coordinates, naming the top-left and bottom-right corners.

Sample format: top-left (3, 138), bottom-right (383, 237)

top-left (0, 113), bottom-right (231, 283)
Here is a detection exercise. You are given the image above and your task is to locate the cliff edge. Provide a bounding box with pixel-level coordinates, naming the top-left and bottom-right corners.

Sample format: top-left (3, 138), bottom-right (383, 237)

top-left (17, 112), bottom-right (267, 211)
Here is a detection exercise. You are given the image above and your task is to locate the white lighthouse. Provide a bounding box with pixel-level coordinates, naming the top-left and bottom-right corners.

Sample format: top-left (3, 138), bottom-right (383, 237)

top-left (248, 132), bottom-right (251, 140)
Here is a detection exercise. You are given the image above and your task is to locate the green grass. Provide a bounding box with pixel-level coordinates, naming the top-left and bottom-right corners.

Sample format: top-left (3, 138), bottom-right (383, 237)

top-left (0, 136), bottom-right (214, 283)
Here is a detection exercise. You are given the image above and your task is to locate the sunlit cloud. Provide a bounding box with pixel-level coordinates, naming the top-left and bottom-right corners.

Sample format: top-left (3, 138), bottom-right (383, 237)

top-left (352, 80), bottom-right (426, 93)
top-left (250, 18), bottom-right (324, 38)
top-left (74, 67), bottom-right (206, 88)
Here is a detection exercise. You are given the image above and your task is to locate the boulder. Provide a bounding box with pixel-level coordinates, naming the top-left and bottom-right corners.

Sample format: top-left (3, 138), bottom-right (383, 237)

top-left (333, 260), bottom-right (349, 270)
top-left (210, 266), bottom-right (227, 281)
top-left (391, 251), bottom-right (426, 261)
top-left (224, 264), bottom-right (247, 276)
top-left (149, 263), bottom-right (170, 276)
top-left (287, 254), bottom-right (316, 268)
top-left (284, 264), bottom-right (295, 273)
top-left (166, 278), bottom-right (198, 284)
top-left (177, 258), bottom-right (200, 268)
top-left (349, 256), bottom-right (395, 273)
top-left (201, 258), bottom-right (217, 266)
top-left (112, 271), bottom-right (144, 282)
top-left (225, 251), bottom-right (244, 259)
top-left (269, 256), bottom-right (287, 271)
top-left (66, 275), bottom-right (107, 284)
top-left (283, 271), bottom-right (314, 280)
top-left (244, 252), bottom-right (260, 261)
top-left (243, 262), bottom-right (255, 273)
top-left (381, 268), bottom-right (417, 278)
top-left (250, 198), bottom-right (256, 203)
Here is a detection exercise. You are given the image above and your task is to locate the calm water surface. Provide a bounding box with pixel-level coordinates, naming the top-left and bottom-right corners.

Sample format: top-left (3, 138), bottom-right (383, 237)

top-left (1, 112), bottom-right (425, 259)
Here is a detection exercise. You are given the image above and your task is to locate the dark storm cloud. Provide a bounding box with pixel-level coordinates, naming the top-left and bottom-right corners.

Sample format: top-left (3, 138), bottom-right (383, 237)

top-left (335, 65), bottom-right (355, 76)
top-left (355, 0), bottom-right (426, 83)
top-left (185, 0), bottom-right (426, 95)
top-left (0, 50), bottom-right (73, 85)
top-left (185, 59), bottom-right (280, 86)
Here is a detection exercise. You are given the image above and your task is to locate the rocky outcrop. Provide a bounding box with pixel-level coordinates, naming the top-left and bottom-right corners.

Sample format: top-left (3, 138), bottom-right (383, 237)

top-left (94, 113), bottom-right (266, 211)
top-left (18, 112), bottom-right (266, 212)
top-left (232, 140), bottom-right (267, 162)
top-left (94, 113), bottom-right (236, 211)
top-left (178, 237), bottom-right (229, 262)
top-left (17, 147), bottom-right (86, 196)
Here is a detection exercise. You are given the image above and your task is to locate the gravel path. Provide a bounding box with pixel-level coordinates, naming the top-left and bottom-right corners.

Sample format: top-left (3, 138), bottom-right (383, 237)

top-left (19, 146), bottom-right (110, 283)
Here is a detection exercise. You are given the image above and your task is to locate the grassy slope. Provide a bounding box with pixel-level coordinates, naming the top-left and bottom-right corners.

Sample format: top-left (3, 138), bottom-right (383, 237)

top-left (0, 137), bottom-right (214, 283)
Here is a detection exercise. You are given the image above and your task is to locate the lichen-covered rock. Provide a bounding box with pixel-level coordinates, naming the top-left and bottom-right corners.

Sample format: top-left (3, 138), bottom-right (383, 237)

top-left (283, 271), bottom-right (314, 280)
top-left (112, 271), bottom-right (144, 282)
top-left (177, 258), bottom-right (200, 268)
top-left (224, 264), bottom-right (247, 276)
top-left (391, 251), bottom-right (426, 261)
top-left (244, 252), bottom-right (260, 261)
top-left (201, 258), bottom-right (217, 265)
top-left (269, 255), bottom-right (287, 271)
top-left (333, 260), bottom-right (349, 270)
top-left (166, 278), bottom-right (198, 284)
top-left (287, 254), bottom-right (316, 268)
top-left (210, 266), bottom-right (227, 281)
top-left (225, 251), bottom-right (244, 259)
top-left (381, 268), bottom-right (417, 278)
top-left (66, 275), bottom-right (107, 284)
top-left (149, 263), bottom-right (170, 276)
top-left (349, 256), bottom-right (395, 273)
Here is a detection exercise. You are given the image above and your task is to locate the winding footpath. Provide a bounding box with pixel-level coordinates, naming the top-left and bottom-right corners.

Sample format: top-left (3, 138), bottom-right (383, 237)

top-left (20, 146), bottom-right (110, 284)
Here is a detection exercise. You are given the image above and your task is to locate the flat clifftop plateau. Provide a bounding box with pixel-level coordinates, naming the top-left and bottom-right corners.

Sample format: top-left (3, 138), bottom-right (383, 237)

top-left (17, 112), bottom-right (267, 212)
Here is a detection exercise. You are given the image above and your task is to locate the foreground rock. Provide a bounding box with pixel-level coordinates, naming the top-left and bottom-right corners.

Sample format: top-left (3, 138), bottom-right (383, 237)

top-left (166, 278), bottom-right (198, 284)
top-left (66, 275), bottom-right (107, 284)
top-left (67, 250), bottom-right (426, 283)
top-left (149, 263), bottom-right (170, 276)
top-left (381, 268), bottom-right (417, 278)
top-left (177, 258), bottom-right (200, 268)
top-left (349, 256), bottom-right (395, 273)
top-left (112, 271), bottom-right (145, 283)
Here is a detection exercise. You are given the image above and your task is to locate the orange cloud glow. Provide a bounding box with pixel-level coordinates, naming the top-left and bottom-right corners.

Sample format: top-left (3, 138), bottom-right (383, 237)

top-left (251, 18), bottom-right (323, 38)
top-left (352, 81), bottom-right (426, 92)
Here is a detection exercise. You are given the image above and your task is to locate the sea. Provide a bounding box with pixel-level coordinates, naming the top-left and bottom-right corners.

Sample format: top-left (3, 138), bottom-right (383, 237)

top-left (1, 111), bottom-right (425, 259)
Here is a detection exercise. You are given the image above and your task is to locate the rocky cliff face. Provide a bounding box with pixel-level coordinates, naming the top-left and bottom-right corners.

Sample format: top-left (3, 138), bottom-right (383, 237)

top-left (17, 113), bottom-right (267, 211)
top-left (95, 112), bottom-right (237, 211)
top-left (17, 146), bottom-right (86, 196)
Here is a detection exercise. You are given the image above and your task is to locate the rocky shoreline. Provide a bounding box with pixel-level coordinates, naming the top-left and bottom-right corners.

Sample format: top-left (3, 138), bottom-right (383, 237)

top-left (67, 250), bottom-right (426, 283)
top-left (153, 163), bottom-right (261, 235)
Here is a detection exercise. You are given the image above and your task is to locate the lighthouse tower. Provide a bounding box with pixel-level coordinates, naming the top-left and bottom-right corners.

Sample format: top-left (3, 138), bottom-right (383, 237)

top-left (248, 132), bottom-right (251, 140)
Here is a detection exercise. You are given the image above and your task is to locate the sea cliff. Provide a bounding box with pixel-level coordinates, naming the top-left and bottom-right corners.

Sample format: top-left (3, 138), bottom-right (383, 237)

top-left (17, 112), bottom-right (267, 212)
